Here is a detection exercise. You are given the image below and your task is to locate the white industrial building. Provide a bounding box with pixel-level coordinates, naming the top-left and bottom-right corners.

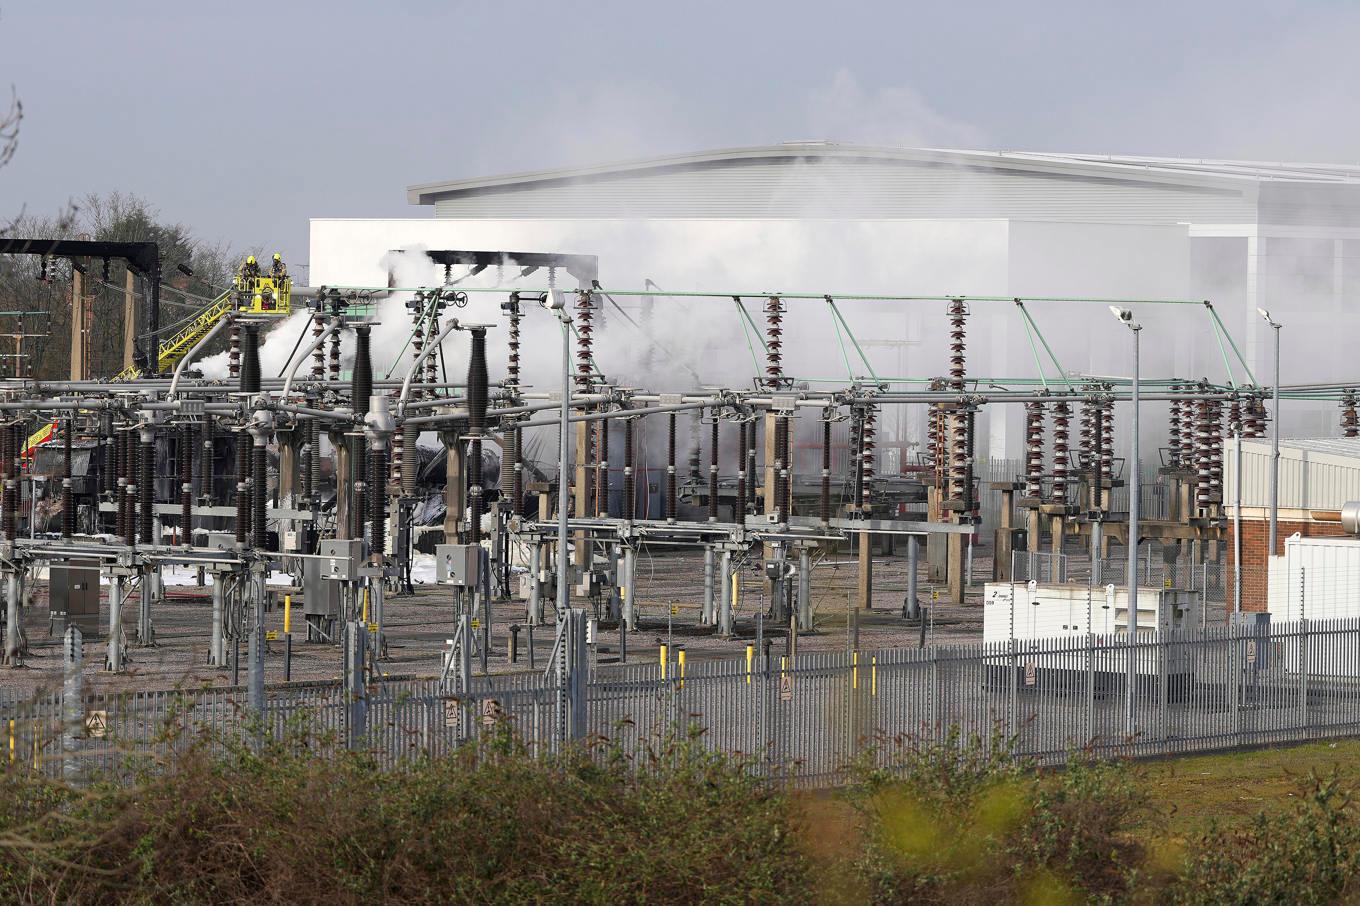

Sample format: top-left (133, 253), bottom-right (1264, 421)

top-left (1227, 437), bottom-right (1360, 521)
top-left (311, 143), bottom-right (1360, 456)
top-left (1224, 437), bottom-right (1360, 613)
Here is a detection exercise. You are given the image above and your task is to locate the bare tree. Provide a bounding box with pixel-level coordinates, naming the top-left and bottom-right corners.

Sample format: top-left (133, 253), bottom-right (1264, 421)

top-left (0, 196), bottom-right (244, 379)
top-left (0, 85), bottom-right (19, 169)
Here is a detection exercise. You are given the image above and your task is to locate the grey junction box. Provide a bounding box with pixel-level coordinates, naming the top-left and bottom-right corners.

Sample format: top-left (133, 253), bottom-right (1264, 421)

top-left (319, 539), bottom-right (364, 581)
top-left (435, 544), bottom-right (480, 586)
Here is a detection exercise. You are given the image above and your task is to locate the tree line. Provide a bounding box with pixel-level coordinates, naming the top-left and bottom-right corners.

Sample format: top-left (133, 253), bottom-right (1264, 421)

top-left (0, 194), bottom-right (249, 379)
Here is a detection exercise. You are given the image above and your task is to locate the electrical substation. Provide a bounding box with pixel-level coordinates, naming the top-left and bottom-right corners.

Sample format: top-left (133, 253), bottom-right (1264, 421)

top-left (8, 144), bottom-right (1360, 766)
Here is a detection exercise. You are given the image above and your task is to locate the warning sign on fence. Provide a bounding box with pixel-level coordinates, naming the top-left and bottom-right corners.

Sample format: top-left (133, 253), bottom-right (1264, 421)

top-left (780, 674), bottom-right (793, 701)
top-left (1024, 662), bottom-right (1037, 686)
top-left (85, 710), bottom-right (107, 739)
top-left (1246, 639), bottom-right (1258, 665)
top-left (443, 699), bottom-right (459, 729)
top-left (481, 698), bottom-right (502, 727)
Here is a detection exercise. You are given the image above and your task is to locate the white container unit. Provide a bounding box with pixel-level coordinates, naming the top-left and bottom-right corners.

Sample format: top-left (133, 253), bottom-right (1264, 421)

top-left (983, 581), bottom-right (1202, 680)
top-left (983, 582), bottom-right (1199, 644)
top-left (1268, 533), bottom-right (1360, 623)
top-left (1267, 533), bottom-right (1360, 676)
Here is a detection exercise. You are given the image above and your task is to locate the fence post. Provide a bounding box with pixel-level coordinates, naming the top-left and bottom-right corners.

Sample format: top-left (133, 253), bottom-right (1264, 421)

top-left (62, 626), bottom-right (83, 782)
top-left (343, 621), bottom-right (368, 750)
top-left (1299, 619), bottom-right (1310, 741)
top-left (1086, 632), bottom-right (1095, 748)
top-left (1008, 637), bottom-right (1018, 746)
top-left (929, 644), bottom-right (940, 745)
top-left (1157, 627), bottom-right (1169, 744)
top-left (1298, 567), bottom-right (1308, 741)
top-left (247, 565), bottom-right (267, 720)
top-left (554, 608), bottom-right (588, 743)
top-left (1228, 621), bottom-right (1241, 747)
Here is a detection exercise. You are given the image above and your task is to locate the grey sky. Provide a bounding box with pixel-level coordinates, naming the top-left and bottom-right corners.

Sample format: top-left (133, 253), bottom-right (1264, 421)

top-left (4, 0), bottom-right (1358, 268)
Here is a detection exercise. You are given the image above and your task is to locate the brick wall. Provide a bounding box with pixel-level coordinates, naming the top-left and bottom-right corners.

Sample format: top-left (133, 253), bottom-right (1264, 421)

top-left (1227, 518), bottom-right (1348, 612)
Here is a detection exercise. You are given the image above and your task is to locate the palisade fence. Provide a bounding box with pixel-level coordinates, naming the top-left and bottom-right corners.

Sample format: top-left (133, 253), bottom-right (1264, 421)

top-left (8, 618), bottom-right (1360, 786)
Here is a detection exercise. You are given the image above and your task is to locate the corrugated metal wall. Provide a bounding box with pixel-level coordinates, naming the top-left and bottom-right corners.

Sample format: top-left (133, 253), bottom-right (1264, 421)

top-left (1229, 439), bottom-right (1360, 509)
top-left (433, 159), bottom-right (1256, 222)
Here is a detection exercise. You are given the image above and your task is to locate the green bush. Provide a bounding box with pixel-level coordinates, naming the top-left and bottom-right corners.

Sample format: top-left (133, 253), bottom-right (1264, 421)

top-left (11, 725), bottom-right (1360, 905)
top-left (0, 727), bottom-right (810, 905)
top-left (1172, 770), bottom-right (1360, 906)
top-left (843, 734), bottom-right (1150, 904)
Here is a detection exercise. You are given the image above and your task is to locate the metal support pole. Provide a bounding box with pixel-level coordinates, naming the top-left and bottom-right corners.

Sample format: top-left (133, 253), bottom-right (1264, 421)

top-left (771, 542), bottom-right (787, 621)
top-left (344, 620), bottom-right (368, 750)
top-left (797, 546), bottom-right (812, 631)
top-left (718, 548), bottom-right (734, 637)
top-left (905, 534), bottom-right (921, 621)
top-left (567, 607), bottom-right (588, 741)
top-left (210, 573), bottom-right (225, 667)
top-left (480, 548), bottom-right (491, 674)
top-left (702, 546), bottom-right (716, 625)
top-left (555, 313), bottom-right (571, 620)
top-left (1234, 427), bottom-right (1243, 613)
top-left (137, 567), bottom-right (155, 645)
top-left (1125, 322), bottom-right (1141, 735)
top-left (105, 574), bottom-right (123, 672)
top-left (622, 545), bottom-right (636, 632)
top-left (247, 567), bottom-right (266, 717)
top-left (528, 541), bottom-right (543, 625)
top-left (1268, 320), bottom-right (1281, 556)
top-left (2, 567), bottom-right (17, 666)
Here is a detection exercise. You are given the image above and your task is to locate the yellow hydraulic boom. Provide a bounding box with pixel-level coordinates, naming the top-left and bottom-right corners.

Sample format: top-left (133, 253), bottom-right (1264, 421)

top-left (115, 257), bottom-right (292, 380)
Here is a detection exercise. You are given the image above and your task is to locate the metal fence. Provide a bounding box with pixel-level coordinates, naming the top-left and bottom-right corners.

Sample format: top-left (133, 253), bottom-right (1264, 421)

top-left (973, 460), bottom-right (1171, 532)
top-left (9, 618), bottom-right (1360, 786)
top-left (1012, 551), bottom-right (1227, 607)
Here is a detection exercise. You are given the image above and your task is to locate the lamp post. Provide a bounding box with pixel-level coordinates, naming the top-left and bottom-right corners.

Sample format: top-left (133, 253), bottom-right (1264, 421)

top-left (1110, 306), bottom-right (1140, 734)
top-left (1258, 309), bottom-right (1282, 558)
top-left (547, 292), bottom-right (571, 620)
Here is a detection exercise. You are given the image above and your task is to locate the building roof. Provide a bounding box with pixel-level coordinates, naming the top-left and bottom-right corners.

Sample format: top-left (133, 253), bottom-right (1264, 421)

top-left (407, 142), bottom-right (1360, 224)
top-left (408, 142), bottom-right (1360, 204)
top-left (1258, 437), bottom-right (1360, 458)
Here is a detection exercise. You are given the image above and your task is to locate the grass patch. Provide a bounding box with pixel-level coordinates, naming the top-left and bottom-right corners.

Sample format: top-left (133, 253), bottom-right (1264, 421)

top-left (1140, 739), bottom-right (1360, 842)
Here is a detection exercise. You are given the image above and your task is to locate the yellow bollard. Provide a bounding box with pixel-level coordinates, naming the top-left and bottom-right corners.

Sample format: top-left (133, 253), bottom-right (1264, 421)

top-left (283, 594), bottom-right (292, 635)
top-left (852, 651), bottom-right (859, 690)
top-left (872, 655), bottom-right (878, 697)
top-left (746, 645), bottom-right (754, 684)
top-left (7, 718), bottom-right (13, 763)
top-left (678, 648), bottom-right (686, 689)
top-left (659, 644), bottom-right (668, 680)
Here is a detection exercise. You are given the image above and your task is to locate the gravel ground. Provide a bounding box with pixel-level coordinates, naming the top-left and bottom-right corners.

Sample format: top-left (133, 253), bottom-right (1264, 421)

top-left (1, 539), bottom-right (1224, 696)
